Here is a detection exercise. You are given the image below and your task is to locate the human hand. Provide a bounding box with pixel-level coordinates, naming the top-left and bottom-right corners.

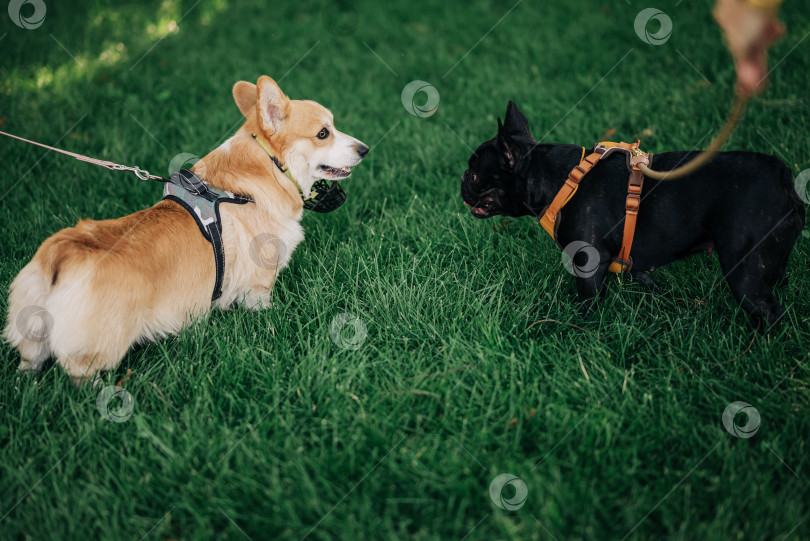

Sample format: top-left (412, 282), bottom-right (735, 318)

top-left (713, 0), bottom-right (785, 96)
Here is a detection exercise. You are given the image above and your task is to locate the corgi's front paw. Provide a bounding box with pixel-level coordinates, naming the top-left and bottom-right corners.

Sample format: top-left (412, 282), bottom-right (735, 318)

top-left (240, 289), bottom-right (273, 311)
top-left (18, 359), bottom-right (43, 372)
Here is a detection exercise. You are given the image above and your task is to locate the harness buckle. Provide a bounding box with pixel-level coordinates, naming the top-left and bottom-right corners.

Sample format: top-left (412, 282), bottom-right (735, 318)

top-left (626, 194), bottom-right (641, 213)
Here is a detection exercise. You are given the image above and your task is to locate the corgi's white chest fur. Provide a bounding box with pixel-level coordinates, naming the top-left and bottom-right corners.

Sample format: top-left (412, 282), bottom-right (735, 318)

top-left (217, 206), bottom-right (304, 310)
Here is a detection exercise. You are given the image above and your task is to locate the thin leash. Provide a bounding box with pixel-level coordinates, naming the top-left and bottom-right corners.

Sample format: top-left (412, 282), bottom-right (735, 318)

top-left (0, 129), bottom-right (167, 182)
top-left (637, 95), bottom-right (749, 180)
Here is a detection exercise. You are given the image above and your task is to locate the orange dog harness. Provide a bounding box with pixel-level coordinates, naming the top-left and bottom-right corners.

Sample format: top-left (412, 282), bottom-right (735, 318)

top-left (539, 141), bottom-right (651, 274)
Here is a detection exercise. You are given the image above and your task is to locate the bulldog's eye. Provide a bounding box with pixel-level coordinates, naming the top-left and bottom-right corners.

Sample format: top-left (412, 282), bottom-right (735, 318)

top-left (317, 128), bottom-right (330, 140)
top-left (472, 173), bottom-right (478, 182)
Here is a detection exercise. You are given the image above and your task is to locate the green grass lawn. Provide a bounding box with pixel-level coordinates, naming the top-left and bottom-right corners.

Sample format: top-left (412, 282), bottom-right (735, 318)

top-left (1, 0), bottom-right (809, 539)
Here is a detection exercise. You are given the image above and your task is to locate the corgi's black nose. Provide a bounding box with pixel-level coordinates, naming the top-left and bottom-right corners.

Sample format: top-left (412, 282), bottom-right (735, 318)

top-left (355, 144), bottom-right (369, 158)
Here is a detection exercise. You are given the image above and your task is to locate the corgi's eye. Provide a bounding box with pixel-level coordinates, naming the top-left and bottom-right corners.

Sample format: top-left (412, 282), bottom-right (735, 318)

top-left (317, 128), bottom-right (329, 140)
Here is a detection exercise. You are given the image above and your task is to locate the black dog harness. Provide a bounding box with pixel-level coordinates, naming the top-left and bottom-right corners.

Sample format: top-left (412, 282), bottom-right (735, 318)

top-left (162, 169), bottom-right (252, 302)
top-left (162, 137), bottom-right (350, 302)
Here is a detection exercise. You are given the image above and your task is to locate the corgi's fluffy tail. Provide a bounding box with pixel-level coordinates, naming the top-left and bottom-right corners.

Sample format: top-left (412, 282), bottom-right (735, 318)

top-left (3, 259), bottom-right (54, 371)
top-left (5, 224), bottom-right (171, 384)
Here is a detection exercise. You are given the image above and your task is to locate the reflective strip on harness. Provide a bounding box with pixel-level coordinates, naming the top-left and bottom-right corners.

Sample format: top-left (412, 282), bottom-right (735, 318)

top-left (162, 169), bottom-right (252, 302)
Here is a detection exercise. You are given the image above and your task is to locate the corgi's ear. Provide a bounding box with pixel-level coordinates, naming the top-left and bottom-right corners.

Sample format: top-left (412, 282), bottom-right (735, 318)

top-left (233, 81), bottom-right (257, 117)
top-left (257, 76), bottom-right (290, 135)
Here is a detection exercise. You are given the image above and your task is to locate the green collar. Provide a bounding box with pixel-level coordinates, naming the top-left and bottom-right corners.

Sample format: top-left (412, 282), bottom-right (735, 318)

top-left (251, 132), bottom-right (303, 194)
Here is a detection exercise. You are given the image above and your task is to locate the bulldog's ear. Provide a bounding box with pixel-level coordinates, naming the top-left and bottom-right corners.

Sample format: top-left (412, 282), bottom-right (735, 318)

top-left (233, 81), bottom-right (257, 117)
top-left (496, 117), bottom-right (517, 169)
top-left (257, 75), bottom-right (291, 135)
top-left (502, 100), bottom-right (532, 139)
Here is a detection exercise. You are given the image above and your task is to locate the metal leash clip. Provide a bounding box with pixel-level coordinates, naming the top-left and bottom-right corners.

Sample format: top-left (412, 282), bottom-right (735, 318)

top-left (110, 164), bottom-right (158, 181)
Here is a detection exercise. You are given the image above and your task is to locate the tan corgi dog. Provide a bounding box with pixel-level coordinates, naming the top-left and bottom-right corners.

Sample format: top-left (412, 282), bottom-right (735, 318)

top-left (3, 75), bottom-right (368, 384)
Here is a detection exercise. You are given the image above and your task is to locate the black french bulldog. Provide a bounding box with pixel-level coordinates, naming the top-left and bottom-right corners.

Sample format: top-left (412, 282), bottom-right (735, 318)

top-left (461, 101), bottom-right (805, 328)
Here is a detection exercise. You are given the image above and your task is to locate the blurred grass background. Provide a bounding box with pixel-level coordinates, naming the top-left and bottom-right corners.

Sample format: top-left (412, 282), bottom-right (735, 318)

top-left (1, 0), bottom-right (809, 539)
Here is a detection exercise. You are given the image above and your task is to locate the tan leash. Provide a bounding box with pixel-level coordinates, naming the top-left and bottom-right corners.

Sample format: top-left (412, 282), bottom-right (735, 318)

top-left (0, 129), bottom-right (166, 182)
top-left (636, 96), bottom-right (749, 180)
